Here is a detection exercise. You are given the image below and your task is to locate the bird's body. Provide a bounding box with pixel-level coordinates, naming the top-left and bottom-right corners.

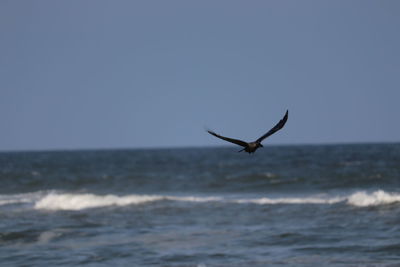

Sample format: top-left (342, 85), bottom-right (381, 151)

top-left (241, 142), bottom-right (263, 153)
top-left (207, 110), bottom-right (288, 154)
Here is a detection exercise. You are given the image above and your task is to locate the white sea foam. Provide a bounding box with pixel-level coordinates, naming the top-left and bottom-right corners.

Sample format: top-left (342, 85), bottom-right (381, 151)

top-left (34, 193), bottom-right (223, 210)
top-left (33, 193), bottom-right (347, 210)
top-left (347, 190), bottom-right (400, 207)
top-left (235, 191), bottom-right (400, 207)
top-left (2, 190), bottom-right (400, 211)
top-left (238, 191), bottom-right (400, 206)
top-left (0, 191), bottom-right (46, 206)
top-left (0, 198), bottom-right (29, 206)
top-left (234, 196), bottom-right (345, 205)
top-left (34, 193), bottom-right (166, 210)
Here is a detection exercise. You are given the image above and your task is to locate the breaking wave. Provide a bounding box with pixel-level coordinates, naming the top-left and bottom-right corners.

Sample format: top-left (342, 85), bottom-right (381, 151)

top-left (34, 193), bottom-right (223, 211)
top-left (0, 191), bottom-right (45, 206)
top-left (347, 190), bottom-right (400, 207)
top-left (1, 190), bottom-right (400, 211)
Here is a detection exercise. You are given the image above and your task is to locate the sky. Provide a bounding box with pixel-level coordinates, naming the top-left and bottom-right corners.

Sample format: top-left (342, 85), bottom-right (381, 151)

top-left (1, 0), bottom-right (399, 151)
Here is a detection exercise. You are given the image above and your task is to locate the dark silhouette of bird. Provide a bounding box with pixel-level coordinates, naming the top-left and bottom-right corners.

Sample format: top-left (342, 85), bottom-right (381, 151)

top-left (207, 110), bottom-right (288, 154)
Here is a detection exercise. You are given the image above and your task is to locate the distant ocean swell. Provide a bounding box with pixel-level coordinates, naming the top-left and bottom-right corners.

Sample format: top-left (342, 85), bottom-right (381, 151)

top-left (1, 190), bottom-right (400, 211)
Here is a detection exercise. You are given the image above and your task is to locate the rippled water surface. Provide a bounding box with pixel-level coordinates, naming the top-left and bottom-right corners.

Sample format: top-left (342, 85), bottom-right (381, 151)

top-left (1, 144), bottom-right (400, 266)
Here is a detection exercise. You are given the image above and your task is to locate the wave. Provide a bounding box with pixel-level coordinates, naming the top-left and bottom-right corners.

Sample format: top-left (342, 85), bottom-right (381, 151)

top-left (34, 193), bottom-right (223, 211)
top-left (33, 193), bottom-right (349, 211)
top-left (234, 196), bottom-right (344, 205)
top-left (347, 190), bottom-right (400, 207)
top-left (0, 191), bottom-right (46, 206)
top-left (1, 190), bottom-right (400, 211)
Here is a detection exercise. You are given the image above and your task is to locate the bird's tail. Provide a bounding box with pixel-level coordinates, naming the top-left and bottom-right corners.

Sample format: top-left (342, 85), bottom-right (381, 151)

top-left (238, 148), bottom-right (245, 153)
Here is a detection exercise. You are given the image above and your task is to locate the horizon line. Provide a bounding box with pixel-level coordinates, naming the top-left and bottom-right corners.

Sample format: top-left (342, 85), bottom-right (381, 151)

top-left (1, 140), bottom-right (399, 154)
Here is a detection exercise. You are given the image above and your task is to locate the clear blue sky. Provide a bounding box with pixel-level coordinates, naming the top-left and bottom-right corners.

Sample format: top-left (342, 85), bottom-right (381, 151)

top-left (1, 1), bottom-right (399, 151)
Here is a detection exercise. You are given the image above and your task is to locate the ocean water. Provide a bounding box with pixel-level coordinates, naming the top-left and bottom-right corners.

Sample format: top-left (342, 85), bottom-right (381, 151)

top-left (1, 144), bottom-right (400, 266)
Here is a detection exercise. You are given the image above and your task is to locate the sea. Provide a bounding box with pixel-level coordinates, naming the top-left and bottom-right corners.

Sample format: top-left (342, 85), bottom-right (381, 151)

top-left (1, 143), bottom-right (400, 267)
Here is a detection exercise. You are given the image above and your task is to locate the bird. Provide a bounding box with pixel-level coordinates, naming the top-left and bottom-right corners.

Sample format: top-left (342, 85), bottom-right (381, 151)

top-left (207, 110), bottom-right (288, 154)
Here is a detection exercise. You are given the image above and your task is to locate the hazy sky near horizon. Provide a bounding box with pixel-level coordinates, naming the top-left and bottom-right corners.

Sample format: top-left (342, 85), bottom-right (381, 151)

top-left (1, 1), bottom-right (399, 151)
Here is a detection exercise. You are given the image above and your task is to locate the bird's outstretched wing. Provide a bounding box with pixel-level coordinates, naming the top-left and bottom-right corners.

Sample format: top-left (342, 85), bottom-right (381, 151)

top-left (256, 110), bottom-right (288, 143)
top-left (207, 130), bottom-right (248, 147)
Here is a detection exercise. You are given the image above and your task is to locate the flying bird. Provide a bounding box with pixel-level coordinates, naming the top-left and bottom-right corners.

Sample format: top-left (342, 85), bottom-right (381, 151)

top-left (207, 110), bottom-right (288, 154)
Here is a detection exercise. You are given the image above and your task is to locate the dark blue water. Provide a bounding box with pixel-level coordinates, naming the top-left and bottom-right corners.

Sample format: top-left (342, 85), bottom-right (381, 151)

top-left (1, 144), bottom-right (400, 266)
